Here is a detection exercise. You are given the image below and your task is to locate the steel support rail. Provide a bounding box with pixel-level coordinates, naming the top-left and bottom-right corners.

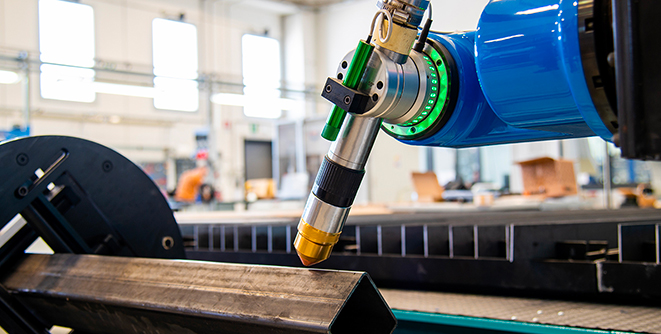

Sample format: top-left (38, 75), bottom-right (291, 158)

top-left (0, 254), bottom-right (396, 334)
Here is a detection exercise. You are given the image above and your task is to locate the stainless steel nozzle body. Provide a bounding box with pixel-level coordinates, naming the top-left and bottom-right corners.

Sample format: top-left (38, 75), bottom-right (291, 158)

top-left (294, 116), bottom-right (382, 266)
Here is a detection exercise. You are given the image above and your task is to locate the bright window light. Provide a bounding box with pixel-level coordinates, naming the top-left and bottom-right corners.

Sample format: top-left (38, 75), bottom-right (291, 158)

top-left (39, 64), bottom-right (95, 102)
top-left (92, 82), bottom-right (157, 98)
top-left (38, 0), bottom-right (95, 102)
top-left (242, 34), bottom-right (282, 119)
top-left (152, 18), bottom-right (199, 112)
top-left (0, 70), bottom-right (20, 84)
top-left (211, 93), bottom-right (300, 112)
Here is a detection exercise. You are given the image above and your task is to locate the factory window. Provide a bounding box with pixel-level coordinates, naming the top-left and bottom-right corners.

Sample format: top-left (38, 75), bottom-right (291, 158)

top-left (242, 34), bottom-right (282, 119)
top-left (152, 18), bottom-right (199, 112)
top-left (38, 0), bottom-right (96, 102)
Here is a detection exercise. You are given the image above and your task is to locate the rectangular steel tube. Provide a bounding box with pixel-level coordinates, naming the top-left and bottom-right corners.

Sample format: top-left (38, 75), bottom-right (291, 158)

top-left (1, 254), bottom-right (396, 334)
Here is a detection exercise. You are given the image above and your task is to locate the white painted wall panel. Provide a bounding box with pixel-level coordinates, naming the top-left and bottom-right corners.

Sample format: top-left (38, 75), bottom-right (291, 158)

top-left (3, 0), bottom-right (38, 51)
top-left (0, 0), bottom-right (289, 201)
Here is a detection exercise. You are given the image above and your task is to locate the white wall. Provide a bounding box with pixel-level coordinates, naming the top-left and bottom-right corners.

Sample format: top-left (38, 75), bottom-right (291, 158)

top-left (0, 0), bottom-right (297, 201)
top-left (428, 0), bottom-right (492, 32)
top-left (317, 0), bottom-right (490, 84)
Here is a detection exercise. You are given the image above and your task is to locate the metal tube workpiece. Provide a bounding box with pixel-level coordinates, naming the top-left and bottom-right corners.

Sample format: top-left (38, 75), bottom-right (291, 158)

top-left (2, 254), bottom-right (397, 334)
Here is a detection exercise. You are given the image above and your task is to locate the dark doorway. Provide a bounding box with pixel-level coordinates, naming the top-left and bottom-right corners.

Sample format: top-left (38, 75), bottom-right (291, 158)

top-left (244, 140), bottom-right (273, 180)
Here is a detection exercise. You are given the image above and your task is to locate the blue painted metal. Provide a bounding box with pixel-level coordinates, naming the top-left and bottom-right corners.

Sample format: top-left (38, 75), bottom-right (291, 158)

top-left (0, 126), bottom-right (29, 142)
top-left (399, 0), bottom-right (615, 148)
top-left (474, 0), bottom-right (612, 140)
top-left (393, 309), bottom-right (634, 334)
top-left (401, 33), bottom-right (579, 148)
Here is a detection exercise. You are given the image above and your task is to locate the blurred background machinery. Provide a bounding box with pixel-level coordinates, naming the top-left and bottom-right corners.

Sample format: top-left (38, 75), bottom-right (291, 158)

top-left (1, 0), bottom-right (661, 333)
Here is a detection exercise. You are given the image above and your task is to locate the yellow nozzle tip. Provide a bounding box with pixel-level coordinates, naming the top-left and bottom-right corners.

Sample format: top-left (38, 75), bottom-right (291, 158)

top-left (293, 233), bottom-right (333, 266)
top-left (293, 221), bottom-right (340, 266)
top-left (296, 251), bottom-right (324, 267)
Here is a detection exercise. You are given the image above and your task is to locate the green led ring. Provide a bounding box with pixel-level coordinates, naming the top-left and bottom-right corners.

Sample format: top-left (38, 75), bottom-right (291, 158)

top-left (383, 46), bottom-right (450, 138)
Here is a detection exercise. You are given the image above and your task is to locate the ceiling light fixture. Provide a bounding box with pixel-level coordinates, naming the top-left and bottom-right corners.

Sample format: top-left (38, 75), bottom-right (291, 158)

top-left (211, 93), bottom-right (301, 119)
top-left (92, 82), bottom-right (157, 98)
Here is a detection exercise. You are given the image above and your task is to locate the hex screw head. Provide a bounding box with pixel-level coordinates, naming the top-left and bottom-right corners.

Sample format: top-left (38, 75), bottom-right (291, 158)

top-left (16, 186), bottom-right (29, 198)
top-left (344, 96), bottom-right (351, 105)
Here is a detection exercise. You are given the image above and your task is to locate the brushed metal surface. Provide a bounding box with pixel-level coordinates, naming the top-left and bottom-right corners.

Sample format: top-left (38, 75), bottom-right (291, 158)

top-left (1, 254), bottom-right (396, 334)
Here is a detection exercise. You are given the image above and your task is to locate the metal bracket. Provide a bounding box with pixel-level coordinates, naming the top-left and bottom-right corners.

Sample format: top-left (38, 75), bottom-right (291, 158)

top-left (321, 77), bottom-right (372, 114)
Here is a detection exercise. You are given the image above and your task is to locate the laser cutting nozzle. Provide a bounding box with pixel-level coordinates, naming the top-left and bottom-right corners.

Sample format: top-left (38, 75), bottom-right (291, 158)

top-left (294, 220), bottom-right (341, 266)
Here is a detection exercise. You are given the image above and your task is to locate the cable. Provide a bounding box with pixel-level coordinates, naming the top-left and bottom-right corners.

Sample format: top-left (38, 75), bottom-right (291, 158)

top-left (378, 10), bottom-right (393, 43)
top-left (413, 3), bottom-right (433, 52)
top-left (416, 3), bottom-right (471, 36)
top-left (367, 9), bottom-right (393, 44)
top-left (428, 2), bottom-right (433, 22)
top-left (421, 28), bottom-right (470, 34)
top-left (416, 3), bottom-right (469, 35)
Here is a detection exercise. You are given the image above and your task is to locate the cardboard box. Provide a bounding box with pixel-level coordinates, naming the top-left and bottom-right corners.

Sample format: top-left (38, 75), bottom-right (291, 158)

top-left (517, 157), bottom-right (577, 198)
top-left (411, 172), bottom-right (444, 202)
top-left (245, 178), bottom-right (276, 200)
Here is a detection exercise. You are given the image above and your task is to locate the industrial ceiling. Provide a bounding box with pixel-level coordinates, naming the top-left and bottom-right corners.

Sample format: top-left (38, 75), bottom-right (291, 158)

top-left (266, 0), bottom-right (347, 8)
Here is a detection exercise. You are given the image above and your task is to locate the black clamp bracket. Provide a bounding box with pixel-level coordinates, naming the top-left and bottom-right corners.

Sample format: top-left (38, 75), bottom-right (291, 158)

top-left (321, 77), bottom-right (373, 114)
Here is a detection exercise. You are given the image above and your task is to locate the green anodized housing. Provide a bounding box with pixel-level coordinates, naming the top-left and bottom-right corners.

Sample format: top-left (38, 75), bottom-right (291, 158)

top-left (382, 45), bottom-right (451, 139)
top-left (321, 40), bottom-right (375, 141)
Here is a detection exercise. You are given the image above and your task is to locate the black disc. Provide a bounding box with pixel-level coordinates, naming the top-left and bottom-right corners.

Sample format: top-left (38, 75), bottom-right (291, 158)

top-left (0, 136), bottom-right (185, 259)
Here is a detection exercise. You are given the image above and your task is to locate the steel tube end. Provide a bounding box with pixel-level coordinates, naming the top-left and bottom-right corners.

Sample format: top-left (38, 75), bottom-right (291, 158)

top-left (294, 220), bottom-right (341, 266)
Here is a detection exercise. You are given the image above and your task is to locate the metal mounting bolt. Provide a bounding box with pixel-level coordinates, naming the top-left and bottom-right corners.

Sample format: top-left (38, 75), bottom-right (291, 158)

top-left (16, 153), bottom-right (29, 166)
top-left (162, 236), bottom-right (174, 250)
top-left (343, 96), bottom-right (351, 105)
top-left (16, 186), bottom-right (29, 198)
top-left (102, 160), bottom-right (113, 173)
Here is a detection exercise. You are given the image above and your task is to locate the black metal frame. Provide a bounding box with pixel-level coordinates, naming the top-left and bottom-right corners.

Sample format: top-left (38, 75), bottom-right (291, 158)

top-left (183, 209), bottom-right (661, 301)
top-left (0, 136), bottom-right (185, 333)
top-left (613, 0), bottom-right (661, 160)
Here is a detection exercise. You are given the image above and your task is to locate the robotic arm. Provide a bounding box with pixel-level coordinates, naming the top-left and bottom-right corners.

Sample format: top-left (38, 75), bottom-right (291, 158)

top-left (294, 0), bottom-right (661, 266)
